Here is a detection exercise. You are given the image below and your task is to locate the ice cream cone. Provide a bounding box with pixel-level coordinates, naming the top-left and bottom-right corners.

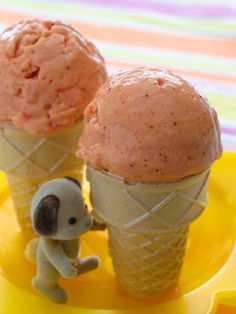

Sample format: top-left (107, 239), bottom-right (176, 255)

top-left (87, 167), bottom-right (210, 297)
top-left (0, 121), bottom-right (83, 239)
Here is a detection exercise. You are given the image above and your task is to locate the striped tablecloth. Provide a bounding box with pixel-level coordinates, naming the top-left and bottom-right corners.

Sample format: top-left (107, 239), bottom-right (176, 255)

top-left (0, 0), bottom-right (235, 151)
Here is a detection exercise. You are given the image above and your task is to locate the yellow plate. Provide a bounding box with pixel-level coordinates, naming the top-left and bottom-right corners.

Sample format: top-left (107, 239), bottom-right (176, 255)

top-left (0, 152), bottom-right (236, 314)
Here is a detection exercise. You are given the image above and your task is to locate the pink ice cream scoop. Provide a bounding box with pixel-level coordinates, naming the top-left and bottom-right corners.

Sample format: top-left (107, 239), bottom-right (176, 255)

top-left (78, 67), bottom-right (222, 183)
top-left (0, 19), bottom-right (107, 135)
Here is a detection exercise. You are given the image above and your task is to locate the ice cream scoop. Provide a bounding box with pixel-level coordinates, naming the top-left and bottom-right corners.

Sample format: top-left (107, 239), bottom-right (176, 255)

top-left (78, 67), bottom-right (222, 183)
top-left (78, 67), bottom-right (222, 297)
top-left (0, 19), bottom-right (107, 239)
top-left (0, 19), bottom-right (107, 135)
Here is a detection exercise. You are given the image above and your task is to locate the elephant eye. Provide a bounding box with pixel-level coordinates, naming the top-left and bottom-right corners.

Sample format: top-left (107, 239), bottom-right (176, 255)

top-left (68, 217), bottom-right (77, 225)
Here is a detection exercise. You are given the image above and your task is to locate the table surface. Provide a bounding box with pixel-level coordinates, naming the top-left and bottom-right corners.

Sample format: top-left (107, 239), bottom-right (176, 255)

top-left (0, 275), bottom-right (235, 314)
top-left (0, 152), bottom-right (236, 314)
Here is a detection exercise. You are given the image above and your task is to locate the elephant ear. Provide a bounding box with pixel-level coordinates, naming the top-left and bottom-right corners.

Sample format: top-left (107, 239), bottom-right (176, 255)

top-left (64, 176), bottom-right (81, 189)
top-left (33, 195), bottom-right (60, 236)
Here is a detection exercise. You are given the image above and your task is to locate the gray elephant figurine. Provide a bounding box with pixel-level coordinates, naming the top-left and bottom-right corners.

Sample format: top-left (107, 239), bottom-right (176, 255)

top-left (25, 176), bottom-right (106, 303)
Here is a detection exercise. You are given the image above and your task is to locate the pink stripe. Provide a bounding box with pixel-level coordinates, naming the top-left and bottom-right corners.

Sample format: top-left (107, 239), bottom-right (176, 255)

top-left (221, 126), bottom-right (236, 136)
top-left (223, 145), bottom-right (236, 151)
top-left (68, 0), bottom-right (236, 17)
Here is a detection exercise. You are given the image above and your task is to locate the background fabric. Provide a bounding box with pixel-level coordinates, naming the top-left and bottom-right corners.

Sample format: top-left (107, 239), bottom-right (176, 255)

top-left (0, 0), bottom-right (235, 150)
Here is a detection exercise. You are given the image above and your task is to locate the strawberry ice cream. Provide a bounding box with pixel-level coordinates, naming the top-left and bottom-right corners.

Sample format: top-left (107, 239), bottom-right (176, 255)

top-left (0, 19), bottom-right (107, 135)
top-left (78, 67), bottom-right (222, 183)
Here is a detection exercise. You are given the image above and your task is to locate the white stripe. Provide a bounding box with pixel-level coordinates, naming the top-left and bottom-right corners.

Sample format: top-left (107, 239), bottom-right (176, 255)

top-left (107, 55), bottom-right (236, 79)
top-left (99, 49), bottom-right (236, 81)
top-left (106, 61), bottom-right (236, 97)
top-left (0, 24), bottom-right (7, 33)
top-left (182, 77), bottom-right (236, 97)
top-left (221, 134), bottom-right (236, 145)
top-left (220, 118), bottom-right (236, 129)
top-left (95, 40), bottom-right (236, 72)
top-left (184, 77), bottom-right (236, 93)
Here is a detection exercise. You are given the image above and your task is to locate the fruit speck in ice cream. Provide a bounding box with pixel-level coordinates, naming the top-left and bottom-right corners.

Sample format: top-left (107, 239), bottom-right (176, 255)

top-left (78, 67), bottom-right (222, 183)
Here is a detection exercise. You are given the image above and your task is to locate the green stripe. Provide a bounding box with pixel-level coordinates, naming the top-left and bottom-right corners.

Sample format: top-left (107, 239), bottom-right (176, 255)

top-left (128, 14), bottom-right (236, 34)
top-left (207, 94), bottom-right (236, 120)
top-left (99, 45), bottom-right (236, 76)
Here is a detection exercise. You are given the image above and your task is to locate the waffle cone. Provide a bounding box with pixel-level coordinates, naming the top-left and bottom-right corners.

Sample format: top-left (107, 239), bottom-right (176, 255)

top-left (0, 122), bottom-right (83, 239)
top-left (87, 167), bottom-right (210, 297)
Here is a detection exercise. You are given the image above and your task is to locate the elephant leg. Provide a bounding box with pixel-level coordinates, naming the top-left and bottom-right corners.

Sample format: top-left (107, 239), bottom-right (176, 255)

top-left (32, 259), bottom-right (69, 303)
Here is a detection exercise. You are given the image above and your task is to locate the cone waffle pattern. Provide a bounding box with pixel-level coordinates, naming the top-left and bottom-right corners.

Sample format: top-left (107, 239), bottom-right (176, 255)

top-left (108, 225), bottom-right (188, 297)
top-left (0, 123), bottom-right (83, 238)
top-left (87, 167), bottom-right (210, 297)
